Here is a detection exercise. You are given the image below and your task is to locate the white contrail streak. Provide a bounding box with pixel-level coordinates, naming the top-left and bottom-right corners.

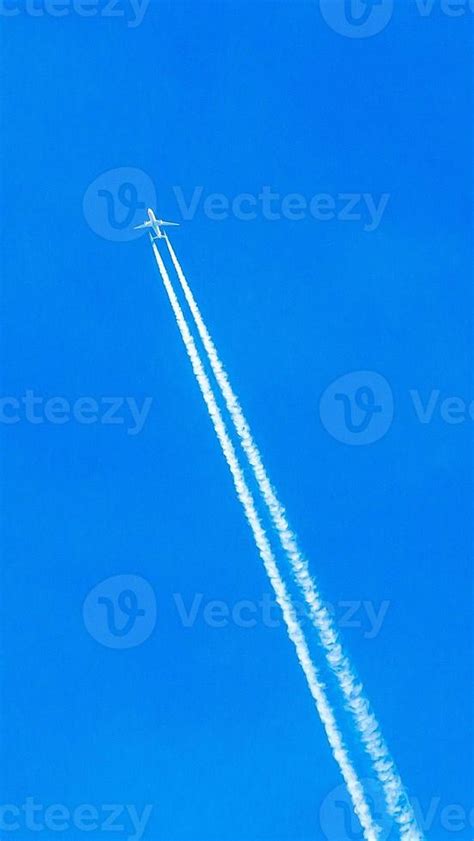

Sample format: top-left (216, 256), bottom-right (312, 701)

top-left (164, 235), bottom-right (422, 841)
top-left (150, 240), bottom-right (380, 841)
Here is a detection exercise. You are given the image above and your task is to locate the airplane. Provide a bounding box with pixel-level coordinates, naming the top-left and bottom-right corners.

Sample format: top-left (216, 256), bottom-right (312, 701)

top-left (134, 208), bottom-right (179, 240)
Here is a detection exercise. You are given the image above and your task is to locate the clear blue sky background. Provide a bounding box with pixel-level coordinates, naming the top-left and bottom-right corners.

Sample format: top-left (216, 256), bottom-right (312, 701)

top-left (1, 2), bottom-right (472, 840)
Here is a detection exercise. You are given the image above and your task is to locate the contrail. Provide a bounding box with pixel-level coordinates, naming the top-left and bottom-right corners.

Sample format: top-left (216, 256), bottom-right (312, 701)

top-left (164, 235), bottom-right (422, 841)
top-left (150, 239), bottom-right (380, 841)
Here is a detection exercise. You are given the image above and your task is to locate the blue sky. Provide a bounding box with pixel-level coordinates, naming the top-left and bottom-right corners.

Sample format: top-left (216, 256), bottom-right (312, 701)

top-left (1, 2), bottom-right (472, 840)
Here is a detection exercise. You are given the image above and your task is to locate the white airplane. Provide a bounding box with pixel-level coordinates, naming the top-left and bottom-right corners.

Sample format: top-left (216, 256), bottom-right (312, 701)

top-left (134, 208), bottom-right (179, 239)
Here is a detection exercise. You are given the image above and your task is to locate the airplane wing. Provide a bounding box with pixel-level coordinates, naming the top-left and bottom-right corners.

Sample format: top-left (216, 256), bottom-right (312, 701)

top-left (133, 221), bottom-right (152, 230)
top-left (160, 220), bottom-right (180, 227)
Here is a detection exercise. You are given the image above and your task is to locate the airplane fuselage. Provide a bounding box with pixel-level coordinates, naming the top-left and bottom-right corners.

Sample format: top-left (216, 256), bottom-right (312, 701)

top-left (134, 209), bottom-right (179, 238)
